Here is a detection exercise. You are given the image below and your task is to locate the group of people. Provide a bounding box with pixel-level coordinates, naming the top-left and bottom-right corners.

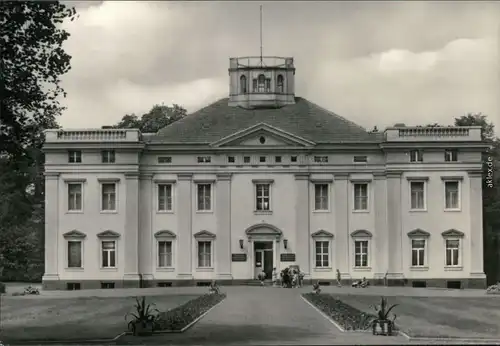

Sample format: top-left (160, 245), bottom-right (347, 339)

top-left (270, 266), bottom-right (304, 288)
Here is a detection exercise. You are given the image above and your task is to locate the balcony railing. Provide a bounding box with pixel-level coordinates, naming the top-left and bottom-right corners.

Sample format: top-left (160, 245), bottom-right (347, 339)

top-left (44, 129), bottom-right (141, 142)
top-left (384, 126), bottom-right (482, 142)
top-left (230, 56), bottom-right (294, 69)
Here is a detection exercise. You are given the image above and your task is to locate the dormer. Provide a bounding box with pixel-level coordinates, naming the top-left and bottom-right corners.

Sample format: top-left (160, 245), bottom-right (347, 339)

top-left (228, 56), bottom-right (296, 108)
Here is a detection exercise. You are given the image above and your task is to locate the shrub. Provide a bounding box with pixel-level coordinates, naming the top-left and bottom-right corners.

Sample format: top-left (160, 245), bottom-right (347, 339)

top-left (370, 296), bottom-right (398, 322)
top-left (23, 286), bottom-right (39, 295)
top-left (486, 282), bottom-right (500, 294)
top-left (303, 293), bottom-right (378, 331)
top-left (125, 296), bottom-right (160, 335)
top-left (0, 282), bottom-right (5, 294)
top-left (155, 293), bottom-right (226, 331)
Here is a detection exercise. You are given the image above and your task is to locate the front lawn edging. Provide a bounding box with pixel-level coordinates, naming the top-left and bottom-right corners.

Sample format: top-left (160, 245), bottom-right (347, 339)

top-left (302, 293), bottom-right (402, 335)
top-left (151, 293), bottom-right (226, 334)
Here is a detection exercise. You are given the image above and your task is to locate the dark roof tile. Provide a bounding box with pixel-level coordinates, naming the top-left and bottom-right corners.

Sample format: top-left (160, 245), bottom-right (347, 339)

top-left (149, 97), bottom-right (382, 144)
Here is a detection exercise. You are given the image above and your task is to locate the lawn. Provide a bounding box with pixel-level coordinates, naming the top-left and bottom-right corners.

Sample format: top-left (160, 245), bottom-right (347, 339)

top-left (337, 294), bottom-right (500, 339)
top-left (0, 294), bottom-right (200, 342)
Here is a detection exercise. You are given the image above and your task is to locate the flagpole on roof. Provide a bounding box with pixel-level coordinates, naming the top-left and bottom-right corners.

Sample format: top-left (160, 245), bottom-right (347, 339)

top-left (260, 4), bottom-right (263, 66)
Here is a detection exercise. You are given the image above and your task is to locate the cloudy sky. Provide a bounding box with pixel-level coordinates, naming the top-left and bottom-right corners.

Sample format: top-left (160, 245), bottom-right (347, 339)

top-left (59, 1), bottom-right (500, 131)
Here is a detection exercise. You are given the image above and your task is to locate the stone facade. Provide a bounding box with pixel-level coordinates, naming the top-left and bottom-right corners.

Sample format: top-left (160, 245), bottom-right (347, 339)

top-left (42, 56), bottom-right (488, 290)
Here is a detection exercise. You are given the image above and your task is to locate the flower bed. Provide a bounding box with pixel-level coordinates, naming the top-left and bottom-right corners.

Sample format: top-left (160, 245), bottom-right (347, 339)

top-left (303, 293), bottom-right (384, 331)
top-left (154, 293), bottom-right (226, 332)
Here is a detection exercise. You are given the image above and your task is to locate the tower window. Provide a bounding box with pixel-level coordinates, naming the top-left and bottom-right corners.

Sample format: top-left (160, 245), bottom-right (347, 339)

top-left (240, 75), bottom-right (247, 94)
top-left (257, 74), bottom-right (266, 92)
top-left (277, 75), bottom-right (284, 93)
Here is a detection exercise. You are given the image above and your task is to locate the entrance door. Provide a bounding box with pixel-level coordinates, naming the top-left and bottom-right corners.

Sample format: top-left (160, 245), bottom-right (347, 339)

top-left (255, 250), bottom-right (264, 279)
top-left (254, 241), bottom-right (274, 279)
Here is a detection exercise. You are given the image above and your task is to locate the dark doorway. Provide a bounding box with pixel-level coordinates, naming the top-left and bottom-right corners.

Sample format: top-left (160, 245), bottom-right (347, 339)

top-left (447, 281), bottom-right (462, 289)
top-left (254, 241), bottom-right (274, 280)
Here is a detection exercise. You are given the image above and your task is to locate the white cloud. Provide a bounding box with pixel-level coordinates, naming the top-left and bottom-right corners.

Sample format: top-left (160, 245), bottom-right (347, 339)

top-left (57, 1), bottom-right (500, 133)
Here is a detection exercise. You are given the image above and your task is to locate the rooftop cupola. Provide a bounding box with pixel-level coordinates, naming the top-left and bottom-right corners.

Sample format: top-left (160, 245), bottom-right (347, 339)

top-left (228, 56), bottom-right (296, 108)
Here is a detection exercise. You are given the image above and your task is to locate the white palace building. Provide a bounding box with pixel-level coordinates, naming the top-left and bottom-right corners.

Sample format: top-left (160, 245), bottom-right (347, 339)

top-left (42, 56), bottom-right (488, 290)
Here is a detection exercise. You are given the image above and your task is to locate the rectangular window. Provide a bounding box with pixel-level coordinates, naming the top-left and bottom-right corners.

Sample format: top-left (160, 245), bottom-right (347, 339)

top-left (158, 241), bottom-right (172, 267)
top-left (101, 183), bottom-right (117, 211)
top-left (228, 156), bottom-right (235, 163)
top-left (314, 184), bottom-right (329, 211)
top-left (68, 183), bottom-right (83, 211)
top-left (411, 239), bottom-right (425, 266)
top-left (243, 156), bottom-right (251, 163)
top-left (354, 240), bottom-right (369, 267)
top-left (275, 156), bottom-right (282, 163)
top-left (197, 156), bottom-right (211, 163)
top-left (101, 241), bottom-right (116, 268)
top-left (315, 241), bottom-right (329, 267)
top-left (265, 78), bottom-right (271, 92)
top-left (68, 150), bottom-right (82, 163)
top-left (291, 156), bottom-right (297, 163)
top-left (197, 184), bottom-right (212, 211)
top-left (158, 156), bottom-right (172, 164)
top-left (101, 282), bottom-right (115, 289)
top-left (314, 156), bottom-right (328, 163)
top-left (445, 239), bottom-right (460, 266)
top-left (67, 241), bottom-right (82, 268)
top-left (198, 241), bottom-right (212, 267)
top-left (445, 181), bottom-right (459, 209)
top-left (410, 150), bottom-right (423, 162)
top-left (259, 156), bottom-right (266, 163)
top-left (410, 181), bottom-right (425, 210)
top-left (353, 183), bottom-right (368, 211)
top-left (444, 150), bottom-right (458, 162)
top-left (252, 79), bottom-right (257, 92)
top-left (66, 283), bottom-right (81, 290)
top-left (353, 156), bottom-right (368, 163)
top-left (101, 150), bottom-right (115, 163)
top-left (158, 184), bottom-right (173, 211)
top-left (255, 184), bottom-right (271, 211)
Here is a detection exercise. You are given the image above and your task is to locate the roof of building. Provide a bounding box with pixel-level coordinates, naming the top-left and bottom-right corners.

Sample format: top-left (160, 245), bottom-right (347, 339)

top-left (149, 97), bottom-right (382, 144)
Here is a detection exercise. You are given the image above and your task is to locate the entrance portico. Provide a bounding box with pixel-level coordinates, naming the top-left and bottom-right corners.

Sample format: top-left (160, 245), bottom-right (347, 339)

top-left (244, 223), bottom-right (283, 280)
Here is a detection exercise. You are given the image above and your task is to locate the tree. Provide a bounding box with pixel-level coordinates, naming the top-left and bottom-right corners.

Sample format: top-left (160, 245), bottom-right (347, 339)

top-left (0, 1), bottom-right (76, 281)
top-left (111, 104), bottom-right (188, 133)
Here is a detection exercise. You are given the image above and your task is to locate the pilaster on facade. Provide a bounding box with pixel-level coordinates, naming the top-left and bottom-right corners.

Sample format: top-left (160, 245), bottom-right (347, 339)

top-left (373, 172), bottom-right (388, 277)
top-left (467, 170), bottom-right (485, 277)
top-left (138, 173), bottom-right (154, 280)
top-left (386, 170), bottom-right (404, 278)
top-left (176, 173), bottom-right (193, 279)
top-left (124, 172), bottom-right (140, 282)
top-left (43, 172), bottom-right (60, 282)
top-left (333, 172), bottom-right (350, 278)
top-left (216, 173), bottom-right (232, 280)
top-left (294, 173), bottom-right (310, 277)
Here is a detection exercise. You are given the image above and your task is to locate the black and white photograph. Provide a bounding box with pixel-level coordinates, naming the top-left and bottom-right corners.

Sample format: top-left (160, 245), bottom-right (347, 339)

top-left (1, 1), bottom-right (499, 345)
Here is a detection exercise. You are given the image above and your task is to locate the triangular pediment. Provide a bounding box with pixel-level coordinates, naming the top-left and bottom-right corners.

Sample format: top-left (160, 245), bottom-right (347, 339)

top-left (63, 230), bottom-right (87, 238)
top-left (96, 230), bottom-right (121, 238)
top-left (441, 229), bottom-right (464, 238)
top-left (311, 230), bottom-right (334, 238)
top-left (154, 230), bottom-right (176, 238)
top-left (245, 223), bottom-right (283, 236)
top-left (350, 229), bottom-right (373, 238)
top-left (407, 229), bottom-right (430, 238)
top-left (193, 230), bottom-right (216, 239)
top-left (210, 123), bottom-right (316, 148)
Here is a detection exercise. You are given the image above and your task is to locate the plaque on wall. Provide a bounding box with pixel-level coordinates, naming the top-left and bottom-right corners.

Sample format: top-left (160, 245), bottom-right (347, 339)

top-left (231, 253), bottom-right (247, 262)
top-left (280, 253), bottom-right (296, 262)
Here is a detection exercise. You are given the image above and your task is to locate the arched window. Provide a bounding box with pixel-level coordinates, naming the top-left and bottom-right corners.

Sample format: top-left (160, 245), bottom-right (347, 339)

top-left (257, 74), bottom-right (266, 92)
top-left (240, 75), bottom-right (247, 94)
top-left (276, 75), bottom-right (284, 93)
